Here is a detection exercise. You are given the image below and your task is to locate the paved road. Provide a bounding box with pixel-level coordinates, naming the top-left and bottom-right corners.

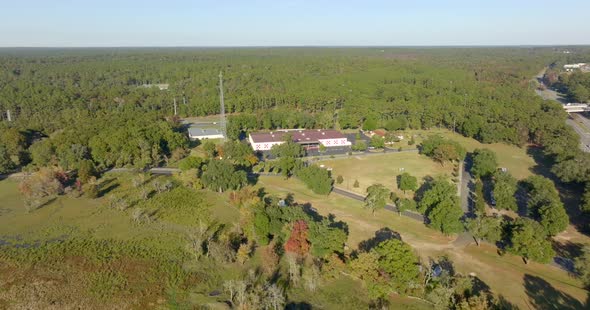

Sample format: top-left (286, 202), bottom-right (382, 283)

top-left (107, 167), bottom-right (180, 175)
top-left (331, 187), bottom-right (425, 222)
top-left (460, 159), bottom-right (473, 215)
top-left (566, 118), bottom-right (590, 152)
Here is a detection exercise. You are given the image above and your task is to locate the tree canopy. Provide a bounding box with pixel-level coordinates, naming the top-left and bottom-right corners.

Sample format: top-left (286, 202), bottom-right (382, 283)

top-left (470, 148), bottom-right (498, 178)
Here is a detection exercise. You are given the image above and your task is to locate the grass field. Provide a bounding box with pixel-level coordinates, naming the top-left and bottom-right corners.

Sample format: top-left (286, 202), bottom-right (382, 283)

top-left (408, 129), bottom-right (537, 180)
top-left (257, 176), bottom-right (589, 309)
top-left (0, 175), bottom-right (244, 309)
top-left (318, 151), bottom-right (454, 196)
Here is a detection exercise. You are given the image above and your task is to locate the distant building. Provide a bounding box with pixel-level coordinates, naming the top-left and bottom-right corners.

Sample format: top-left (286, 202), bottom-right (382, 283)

top-left (248, 129), bottom-right (351, 151)
top-left (188, 127), bottom-right (224, 140)
top-left (564, 63), bottom-right (587, 72)
top-left (140, 83), bottom-right (169, 90)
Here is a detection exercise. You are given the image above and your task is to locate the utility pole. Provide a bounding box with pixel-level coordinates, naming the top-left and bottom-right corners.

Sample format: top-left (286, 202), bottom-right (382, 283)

top-left (6, 109), bottom-right (11, 122)
top-left (219, 71), bottom-right (227, 141)
top-left (182, 95), bottom-right (186, 105)
top-left (173, 98), bottom-right (177, 116)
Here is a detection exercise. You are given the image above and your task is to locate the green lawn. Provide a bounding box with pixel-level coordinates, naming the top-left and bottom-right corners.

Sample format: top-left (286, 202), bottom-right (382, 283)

top-left (258, 176), bottom-right (589, 310)
top-left (317, 151), bottom-right (454, 196)
top-left (408, 129), bottom-right (536, 180)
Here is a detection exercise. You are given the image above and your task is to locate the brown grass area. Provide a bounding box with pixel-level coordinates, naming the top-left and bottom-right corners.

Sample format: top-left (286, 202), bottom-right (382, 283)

top-left (318, 152), bottom-right (453, 196)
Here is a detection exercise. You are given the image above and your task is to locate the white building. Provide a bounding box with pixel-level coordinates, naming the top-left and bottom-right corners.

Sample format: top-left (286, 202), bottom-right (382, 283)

top-left (248, 129), bottom-right (351, 151)
top-left (188, 127), bottom-right (224, 140)
top-left (564, 63), bottom-right (587, 72)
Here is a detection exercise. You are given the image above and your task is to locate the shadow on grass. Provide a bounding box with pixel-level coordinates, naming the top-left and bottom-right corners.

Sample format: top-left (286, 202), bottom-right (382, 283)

top-left (357, 227), bottom-right (401, 252)
top-left (526, 146), bottom-right (589, 235)
top-left (524, 274), bottom-right (586, 310)
top-left (286, 302), bottom-right (312, 310)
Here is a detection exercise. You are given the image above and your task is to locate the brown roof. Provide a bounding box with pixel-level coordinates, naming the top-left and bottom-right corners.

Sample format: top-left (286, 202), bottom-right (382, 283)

top-left (250, 129), bottom-right (346, 144)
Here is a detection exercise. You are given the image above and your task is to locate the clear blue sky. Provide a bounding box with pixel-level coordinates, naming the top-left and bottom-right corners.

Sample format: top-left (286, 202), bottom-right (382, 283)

top-left (1, 0), bottom-right (589, 47)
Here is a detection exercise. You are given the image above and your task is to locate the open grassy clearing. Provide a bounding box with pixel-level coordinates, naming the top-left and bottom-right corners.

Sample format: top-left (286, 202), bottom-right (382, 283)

top-left (407, 129), bottom-right (536, 180)
top-left (0, 174), bottom-right (246, 309)
top-left (257, 176), bottom-right (589, 309)
top-left (1, 174), bottom-right (395, 309)
top-left (317, 151), bottom-right (454, 196)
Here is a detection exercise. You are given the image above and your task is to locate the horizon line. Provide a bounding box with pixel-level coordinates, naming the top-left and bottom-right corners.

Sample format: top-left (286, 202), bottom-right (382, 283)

top-left (1, 44), bottom-right (590, 49)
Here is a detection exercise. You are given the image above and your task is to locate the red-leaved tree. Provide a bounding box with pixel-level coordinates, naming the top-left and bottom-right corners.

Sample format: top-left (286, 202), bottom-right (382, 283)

top-left (284, 220), bottom-right (310, 257)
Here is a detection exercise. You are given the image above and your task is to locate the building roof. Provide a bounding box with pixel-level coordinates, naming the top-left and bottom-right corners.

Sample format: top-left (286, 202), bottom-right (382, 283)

top-left (188, 127), bottom-right (223, 137)
top-left (249, 129), bottom-right (346, 144)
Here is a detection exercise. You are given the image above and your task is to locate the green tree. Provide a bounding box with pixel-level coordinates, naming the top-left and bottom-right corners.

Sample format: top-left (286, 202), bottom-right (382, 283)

top-left (493, 171), bottom-right (518, 211)
top-left (0, 146), bottom-right (14, 174)
top-left (374, 239), bottom-right (420, 293)
top-left (471, 148), bottom-right (498, 178)
top-left (0, 128), bottom-right (27, 166)
top-left (465, 215), bottom-right (502, 246)
top-left (525, 175), bottom-right (568, 235)
top-left (270, 135), bottom-right (305, 158)
top-left (370, 135), bottom-right (385, 149)
top-left (421, 136), bottom-right (466, 166)
top-left (178, 156), bottom-right (203, 172)
top-left (508, 218), bottom-right (555, 264)
top-left (77, 159), bottom-right (97, 183)
top-left (396, 198), bottom-right (417, 215)
top-left (474, 179), bottom-right (486, 215)
top-left (201, 159), bottom-right (248, 192)
top-left (352, 140), bottom-right (367, 152)
top-left (353, 179), bottom-right (360, 188)
top-left (419, 178), bottom-right (463, 234)
top-left (538, 202), bottom-right (569, 236)
top-left (254, 211), bottom-right (271, 245)
top-left (427, 198), bottom-right (464, 235)
top-left (29, 139), bottom-right (55, 167)
top-left (582, 185), bottom-right (590, 213)
top-left (574, 246), bottom-right (590, 288)
top-left (308, 220), bottom-right (347, 257)
top-left (364, 184), bottom-right (390, 215)
top-left (336, 175), bottom-right (344, 184)
top-left (398, 172), bottom-right (418, 194)
top-left (296, 165), bottom-right (333, 195)
top-left (202, 141), bottom-right (217, 158)
top-left (362, 117), bottom-right (378, 131)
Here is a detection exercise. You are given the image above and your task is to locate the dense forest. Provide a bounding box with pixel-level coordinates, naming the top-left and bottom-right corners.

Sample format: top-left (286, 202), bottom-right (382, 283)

top-left (2, 47), bottom-right (590, 211)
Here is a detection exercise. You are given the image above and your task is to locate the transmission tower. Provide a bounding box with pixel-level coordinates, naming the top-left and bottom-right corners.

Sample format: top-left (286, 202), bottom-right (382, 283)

top-left (219, 71), bottom-right (227, 140)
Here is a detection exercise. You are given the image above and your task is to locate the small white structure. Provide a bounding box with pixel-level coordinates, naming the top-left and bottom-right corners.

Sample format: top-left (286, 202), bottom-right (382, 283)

top-left (188, 127), bottom-right (224, 140)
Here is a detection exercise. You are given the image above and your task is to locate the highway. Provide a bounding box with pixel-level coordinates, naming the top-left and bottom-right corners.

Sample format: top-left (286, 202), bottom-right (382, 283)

top-left (533, 67), bottom-right (590, 153)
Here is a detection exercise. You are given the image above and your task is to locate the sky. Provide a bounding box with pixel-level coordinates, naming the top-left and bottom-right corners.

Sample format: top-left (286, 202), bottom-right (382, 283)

top-left (1, 0), bottom-right (589, 47)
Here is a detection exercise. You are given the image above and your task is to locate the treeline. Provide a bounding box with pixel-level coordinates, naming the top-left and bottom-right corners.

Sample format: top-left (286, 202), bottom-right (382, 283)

top-left (544, 70), bottom-right (590, 103)
top-left (0, 112), bottom-right (188, 174)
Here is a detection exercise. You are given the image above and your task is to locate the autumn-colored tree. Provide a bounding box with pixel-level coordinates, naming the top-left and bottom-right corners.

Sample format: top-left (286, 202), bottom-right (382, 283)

top-left (285, 220), bottom-right (311, 257)
top-left (18, 167), bottom-right (65, 211)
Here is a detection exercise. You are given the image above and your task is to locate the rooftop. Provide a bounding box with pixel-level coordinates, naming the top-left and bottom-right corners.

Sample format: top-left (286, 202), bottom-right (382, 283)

top-left (249, 129), bottom-right (346, 144)
top-left (188, 127), bottom-right (223, 137)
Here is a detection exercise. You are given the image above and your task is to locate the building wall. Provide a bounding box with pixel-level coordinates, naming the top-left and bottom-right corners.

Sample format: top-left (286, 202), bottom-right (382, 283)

top-left (252, 141), bottom-right (284, 151)
top-left (249, 134), bottom-right (351, 151)
top-left (319, 138), bottom-right (351, 147)
top-left (189, 134), bottom-right (225, 141)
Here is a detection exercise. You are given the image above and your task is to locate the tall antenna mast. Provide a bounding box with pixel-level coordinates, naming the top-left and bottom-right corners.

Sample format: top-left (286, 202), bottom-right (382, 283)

top-left (219, 71), bottom-right (227, 140)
